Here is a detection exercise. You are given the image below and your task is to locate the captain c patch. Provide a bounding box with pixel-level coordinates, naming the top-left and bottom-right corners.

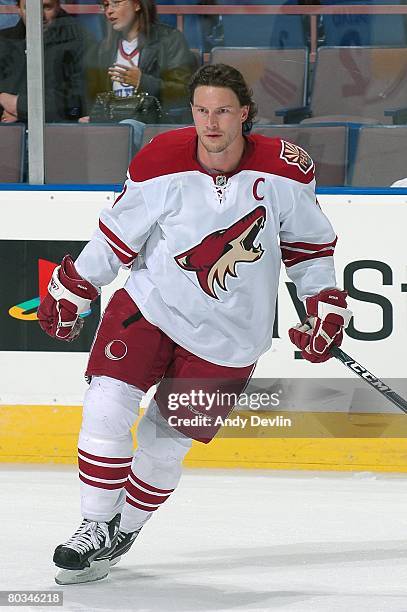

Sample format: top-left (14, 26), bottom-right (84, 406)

top-left (280, 140), bottom-right (314, 175)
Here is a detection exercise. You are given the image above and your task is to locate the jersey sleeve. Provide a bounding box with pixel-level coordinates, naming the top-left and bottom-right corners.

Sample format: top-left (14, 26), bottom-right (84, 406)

top-left (75, 175), bottom-right (162, 287)
top-left (279, 180), bottom-right (337, 301)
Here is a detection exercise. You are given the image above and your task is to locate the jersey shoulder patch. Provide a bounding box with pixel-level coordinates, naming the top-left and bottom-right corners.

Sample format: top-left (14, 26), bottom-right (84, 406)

top-left (279, 139), bottom-right (314, 175)
top-left (246, 134), bottom-right (315, 184)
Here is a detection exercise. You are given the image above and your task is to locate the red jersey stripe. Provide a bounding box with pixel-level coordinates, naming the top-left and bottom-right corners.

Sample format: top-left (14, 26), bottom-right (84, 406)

top-left (125, 496), bottom-right (160, 512)
top-left (119, 41), bottom-right (140, 61)
top-left (128, 470), bottom-right (175, 494)
top-left (78, 448), bottom-right (132, 464)
top-left (78, 458), bottom-right (131, 481)
top-left (282, 249), bottom-right (334, 268)
top-left (79, 473), bottom-right (125, 490)
top-left (280, 237), bottom-right (337, 251)
top-left (99, 220), bottom-right (138, 258)
top-left (105, 241), bottom-right (135, 265)
top-left (112, 184), bottom-right (127, 208)
top-left (125, 480), bottom-right (171, 505)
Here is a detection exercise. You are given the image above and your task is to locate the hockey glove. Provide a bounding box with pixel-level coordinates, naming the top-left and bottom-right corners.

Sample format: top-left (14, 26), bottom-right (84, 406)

top-left (37, 255), bottom-right (99, 341)
top-left (288, 288), bottom-right (352, 363)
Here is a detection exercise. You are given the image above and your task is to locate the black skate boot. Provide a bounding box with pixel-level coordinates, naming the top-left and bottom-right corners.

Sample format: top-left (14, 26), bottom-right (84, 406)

top-left (53, 513), bottom-right (120, 585)
top-left (109, 528), bottom-right (141, 566)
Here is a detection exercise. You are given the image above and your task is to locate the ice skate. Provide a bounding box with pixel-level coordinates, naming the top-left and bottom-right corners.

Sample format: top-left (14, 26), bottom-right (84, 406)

top-left (109, 528), bottom-right (141, 566)
top-left (53, 513), bottom-right (120, 585)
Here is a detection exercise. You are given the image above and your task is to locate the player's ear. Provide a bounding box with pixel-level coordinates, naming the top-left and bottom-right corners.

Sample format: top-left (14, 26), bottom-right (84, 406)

top-left (241, 105), bottom-right (249, 123)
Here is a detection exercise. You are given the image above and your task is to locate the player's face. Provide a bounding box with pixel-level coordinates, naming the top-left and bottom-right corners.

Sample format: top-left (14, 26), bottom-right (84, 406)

top-left (18, 0), bottom-right (59, 27)
top-left (102, 0), bottom-right (140, 33)
top-left (192, 86), bottom-right (249, 155)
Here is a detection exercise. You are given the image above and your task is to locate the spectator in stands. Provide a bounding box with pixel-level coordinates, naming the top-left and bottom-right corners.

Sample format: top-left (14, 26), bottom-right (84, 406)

top-left (81, 0), bottom-right (197, 122)
top-left (0, 0), bottom-right (90, 123)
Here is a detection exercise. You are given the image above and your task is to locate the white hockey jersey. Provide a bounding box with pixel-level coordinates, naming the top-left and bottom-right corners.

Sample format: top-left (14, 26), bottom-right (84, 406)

top-left (75, 127), bottom-right (337, 367)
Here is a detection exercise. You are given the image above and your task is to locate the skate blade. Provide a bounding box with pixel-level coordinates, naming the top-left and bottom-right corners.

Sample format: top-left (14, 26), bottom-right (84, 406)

top-left (55, 559), bottom-right (110, 585)
top-left (109, 556), bottom-right (122, 567)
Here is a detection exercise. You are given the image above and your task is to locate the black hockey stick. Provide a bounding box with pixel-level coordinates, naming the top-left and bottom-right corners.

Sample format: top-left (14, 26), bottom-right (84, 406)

top-left (330, 345), bottom-right (407, 414)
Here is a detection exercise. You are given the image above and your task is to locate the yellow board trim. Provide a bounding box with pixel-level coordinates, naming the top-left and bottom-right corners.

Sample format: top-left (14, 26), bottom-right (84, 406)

top-left (1, 405), bottom-right (407, 472)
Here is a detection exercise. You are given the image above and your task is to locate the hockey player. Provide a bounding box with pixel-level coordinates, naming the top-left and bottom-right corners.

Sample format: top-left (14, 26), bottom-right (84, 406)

top-left (38, 63), bottom-right (352, 584)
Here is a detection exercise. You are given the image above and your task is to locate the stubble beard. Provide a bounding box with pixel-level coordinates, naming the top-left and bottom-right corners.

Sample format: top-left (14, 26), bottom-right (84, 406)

top-left (200, 132), bottom-right (233, 154)
top-left (202, 141), bottom-right (227, 154)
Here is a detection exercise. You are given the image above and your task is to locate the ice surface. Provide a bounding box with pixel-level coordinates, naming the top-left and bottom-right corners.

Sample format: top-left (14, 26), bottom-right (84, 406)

top-left (1, 466), bottom-right (407, 612)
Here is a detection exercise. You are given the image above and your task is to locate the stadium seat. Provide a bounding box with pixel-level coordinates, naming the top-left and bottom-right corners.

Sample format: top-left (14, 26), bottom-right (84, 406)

top-left (219, 0), bottom-right (305, 48)
top-left (0, 124), bottom-right (25, 182)
top-left (269, 14), bottom-right (307, 49)
top-left (210, 47), bottom-right (308, 124)
top-left (157, 0), bottom-right (305, 51)
top-left (0, 14), bottom-right (18, 30)
top-left (320, 0), bottom-right (407, 46)
top-left (0, 0), bottom-right (18, 30)
top-left (140, 124), bottom-right (188, 149)
top-left (76, 14), bottom-right (106, 42)
top-left (44, 123), bottom-right (134, 184)
top-left (221, 14), bottom-right (305, 48)
top-left (157, 0), bottom-right (178, 28)
top-left (252, 124), bottom-right (348, 186)
top-left (157, 0), bottom-right (210, 51)
top-left (278, 47), bottom-right (407, 124)
top-left (349, 125), bottom-right (407, 186)
top-left (190, 48), bottom-right (203, 67)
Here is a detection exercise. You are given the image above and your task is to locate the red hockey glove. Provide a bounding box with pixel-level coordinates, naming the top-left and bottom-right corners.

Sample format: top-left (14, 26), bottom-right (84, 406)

top-left (288, 288), bottom-right (352, 363)
top-left (37, 255), bottom-right (99, 341)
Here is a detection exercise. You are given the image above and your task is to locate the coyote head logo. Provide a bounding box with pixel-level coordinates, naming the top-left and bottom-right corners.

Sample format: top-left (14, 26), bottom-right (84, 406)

top-left (174, 206), bottom-right (266, 299)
